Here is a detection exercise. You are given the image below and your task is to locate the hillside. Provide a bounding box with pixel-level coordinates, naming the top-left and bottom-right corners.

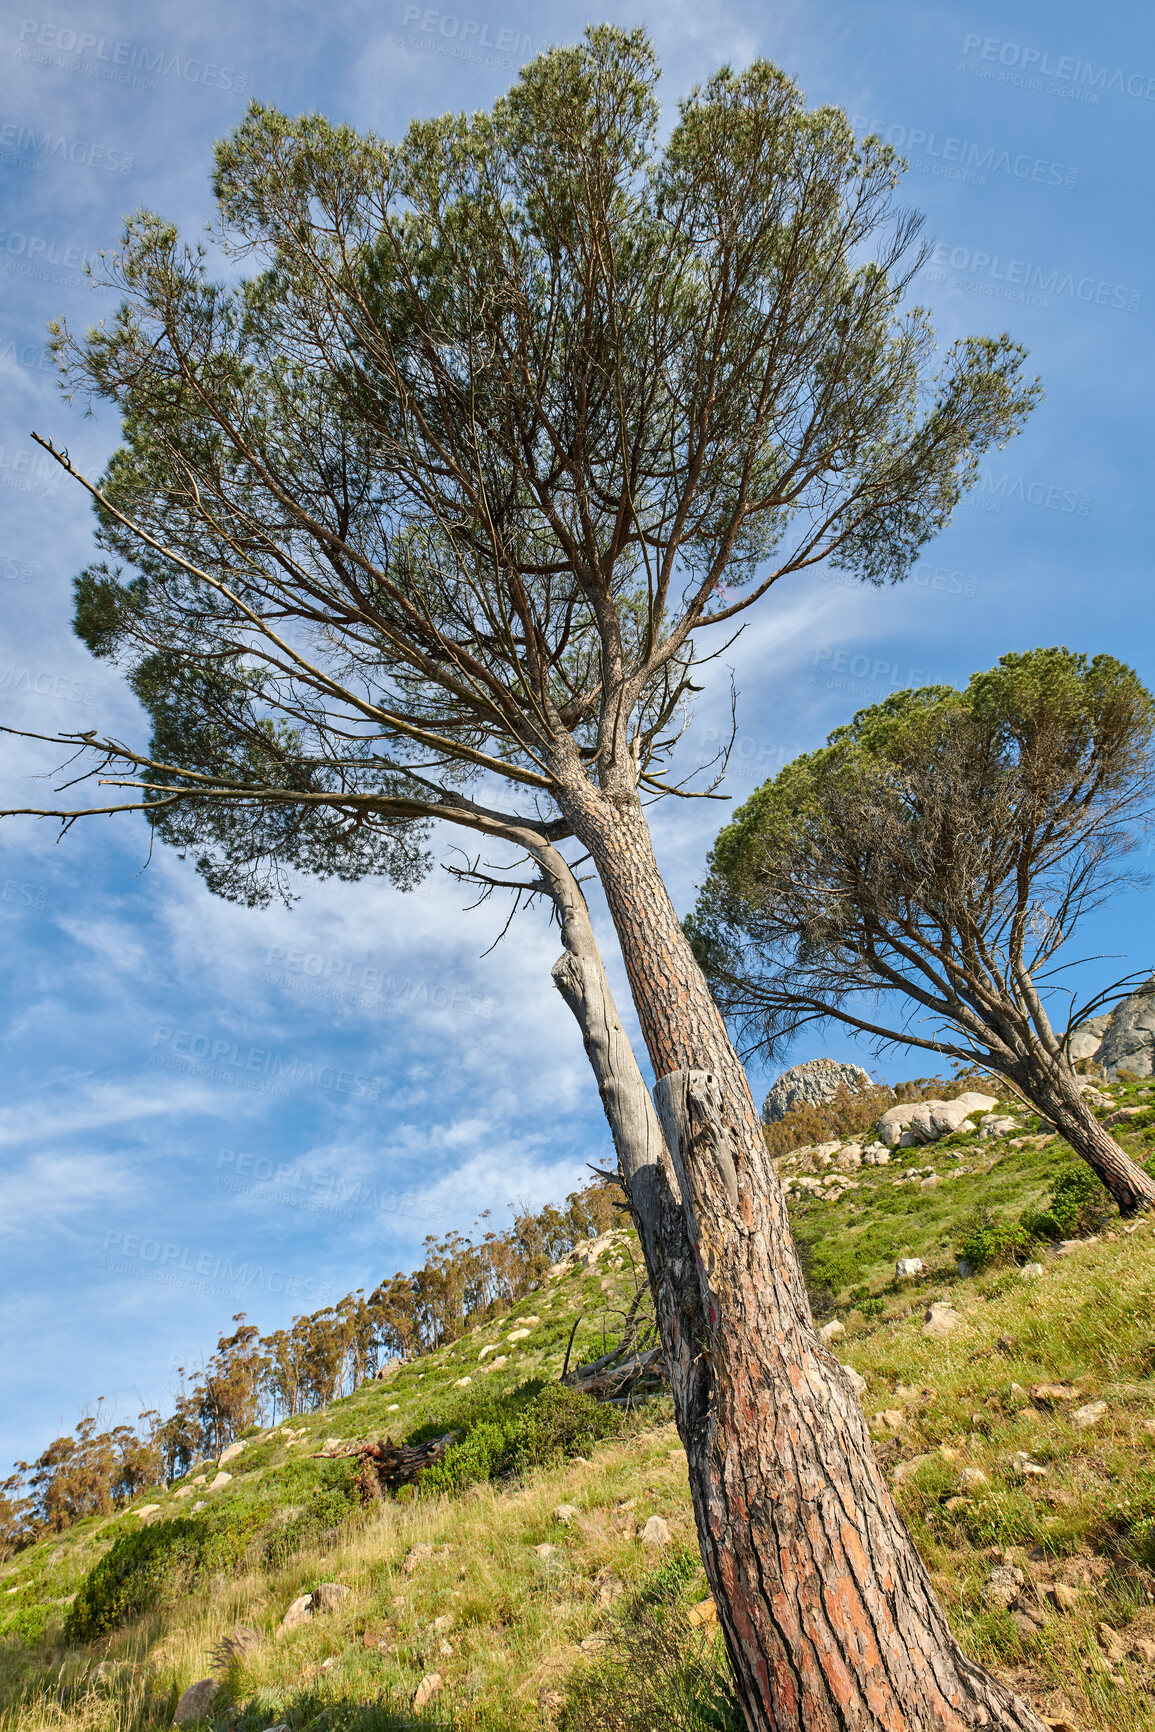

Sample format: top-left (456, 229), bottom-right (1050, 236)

top-left (2, 1074), bottom-right (1155, 1732)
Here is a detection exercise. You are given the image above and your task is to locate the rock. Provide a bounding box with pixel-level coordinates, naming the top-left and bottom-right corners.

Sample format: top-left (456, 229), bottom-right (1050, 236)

top-left (840, 1364), bottom-right (867, 1396)
top-left (1097, 1622), bottom-right (1127, 1664)
top-left (895, 1258), bottom-right (924, 1278)
top-left (922, 1303), bottom-right (963, 1339)
top-left (1071, 1400), bottom-right (1108, 1429)
top-left (553, 1503), bottom-right (580, 1525)
top-left (1105, 1105), bottom-right (1145, 1126)
top-left (762, 1059), bottom-right (872, 1123)
top-left (943, 1496), bottom-right (971, 1512)
top-left (278, 1594), bottom-right (313, 1632)
top-left (640, 1515), bottom-right (671, 1546)
top-left (580, 1633), bottom-right (609, 1651)
top-left (453, 1376), bottom-right (472, 1387)
top-left (1069, 1014), bottom-right (1112, 1064)
top-left (686, 1596), bottom-right (717, 1628)
top-left (534, 1543), bottom-right (558, 1559)
top-left (478, 1344), bottom-right (499, 1360)
top-left (817, 1319), bottom-right (845, 1344)
top-left (173, 1487), bottom-right (194, 1499)
top-left (1130, 1636), bottom-right (1155, 1665)
top-left (312, 1582), bottom-right (351, 1615)
top-left (1047, 1582), bottom-right (1081, 1611)
top-left (1097, 974), bottom-right (1155, 1078)
top-left (1020, 1263), bottom-right (1045, 1280)
top-left (505, 1328), bottom-right (531, 1343)
top-left (1056, 1236), bottom-right (1099, 1255)
top-left (873, 1410), bottom-right (906, 1433)
top-left (402, 1543), bottom-right (433, 1575)
top-left (836, 1146), bottom-right (863, 1171)
top-left (982, 1564), bottom-right (1025, 1609)
top-left (1031, 1383), bottom-right (1082, 1404)
top-left (173, 1680), bottom-right (219, 1725)
top-left (133, 1504), bottom-right (162, 1521)
top-left (956, 1467), bottom-right (989, 1493)
top-left (957, 1259), bottom-right (975, 1278)
top-left (1010, 1452), bottom-right (1048, 1479)
top-left (879, 1094), bottom-right (996, 1147)
top-left (208, 1472), bottom-right (232, 1490)
top-left (218, 1440), bottom-right (245, 1466)
top-left (891, 1454), bottom-right (933, 1485)
top-left (413, 1673), bottom-right (443, 1710)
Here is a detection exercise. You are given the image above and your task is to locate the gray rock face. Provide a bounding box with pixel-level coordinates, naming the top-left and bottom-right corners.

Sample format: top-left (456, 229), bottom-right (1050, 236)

top-left (1097, 974), bottom-right (1155, 1078)
top-left (762, 1059), bottom-right (872, 1124)
top-left (1068, 1013), bottom-right (1112, 1063)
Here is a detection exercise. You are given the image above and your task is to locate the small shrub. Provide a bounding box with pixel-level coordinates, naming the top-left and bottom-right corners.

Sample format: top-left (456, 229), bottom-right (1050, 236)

top-left (638, 1544), bottom-right (703, 1607)
top-left (858, 1296), bottom-right (886, 1318)
top-left (957, 1209), bottom-right (1031, 1272)
top-left (496, 1384), bottom-right (626, 1477)
top-left (1021, 1165), bottom-right (1112, 1243)
top-left (66, 1515), bottom-right (229, 1642)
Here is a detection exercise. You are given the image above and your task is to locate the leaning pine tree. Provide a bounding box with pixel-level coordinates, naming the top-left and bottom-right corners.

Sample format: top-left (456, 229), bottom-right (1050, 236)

top-left (7, 31), bottom-right (1049, 1729)
top-left (691, 650), bottom-right (1155, 1214)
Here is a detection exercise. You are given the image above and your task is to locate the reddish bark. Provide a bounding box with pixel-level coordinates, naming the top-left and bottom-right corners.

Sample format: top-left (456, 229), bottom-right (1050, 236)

top-left (548, 799), bottom-right (1048, 1732)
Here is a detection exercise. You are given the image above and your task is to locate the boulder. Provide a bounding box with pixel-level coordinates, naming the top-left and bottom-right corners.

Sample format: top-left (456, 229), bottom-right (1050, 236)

top-left (1097, 974), bottom-right (1155, 1077)
top-left (218, 1440), bottom-right (245, 1466)
top-left (173, 1680), bottom-right (218, 1725)
top-left (878, 1093), bottom-right (996, 1147)
top-left (640, 1515), bottom-right (671, 1546)
top-left (312, 1582), bottom-right (351, 1615)
top-left (1068, 1014), bottom-right (1112, 1064)
top-left (895, 1257), bottom-right (924, 1278)
top-left (762, 1059), bottom-right (872, 1124)
top-left (553, 1504), bottom-right (580, 1525)
top-left (413, 1673), bottom-right (443, 1710)
top-left (1071, 1400), bottom-right (1108, 1430)
top-left (278, 1594), bottom-right (314, 1633)
top-left (817, 1319), bottom-right (845, 1344)
top-left (982, 1564), bottom-right (1025, 1609)
top-left (840, 1364), bottom-right (867, 1396)
top-left (922, 1303), bottom-right (963, 1339)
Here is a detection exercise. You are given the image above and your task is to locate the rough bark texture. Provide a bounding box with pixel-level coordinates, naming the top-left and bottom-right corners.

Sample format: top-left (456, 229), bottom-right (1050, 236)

top-left (534, 822), bottom-right (1049, 1732)
top-left (1015, 1061), bottom-right (1155, 1215)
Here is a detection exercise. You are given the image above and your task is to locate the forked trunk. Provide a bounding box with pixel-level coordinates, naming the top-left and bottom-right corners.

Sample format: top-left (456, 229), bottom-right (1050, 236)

top-left (538, 805), bottom-right (1048, 1732)
top-left (1015, 1059), bottom-right (1155, 1216)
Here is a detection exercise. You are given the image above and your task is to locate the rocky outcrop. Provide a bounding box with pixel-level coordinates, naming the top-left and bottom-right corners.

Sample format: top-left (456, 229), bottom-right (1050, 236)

top-left (762, 1058), bottom-right (872, 1124)
top-left (876, 1092), bottom-right (997, 1147)
top-left (1096, 974), bottom-right (1155, 1078)
top-left (1068, 1013), bottom-right (1112, 1063)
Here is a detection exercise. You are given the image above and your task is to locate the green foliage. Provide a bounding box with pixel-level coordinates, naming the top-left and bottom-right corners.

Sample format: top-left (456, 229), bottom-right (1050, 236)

top-left (65, 1462), bottom-right (361, 1641)
top-left (637, 1544), bottom-right (703, 1607)
top-left (958, 1208), bottom-right (1032, 1272)
top-left (560, 1603), bottom-right (741, 1732)
top-left (1021, 1165), bottom-right (1111, 1243)
top-left (419, 1382), bottom-right (628, 1494)
top-left (0, 1601), bottom-right (48, 1647)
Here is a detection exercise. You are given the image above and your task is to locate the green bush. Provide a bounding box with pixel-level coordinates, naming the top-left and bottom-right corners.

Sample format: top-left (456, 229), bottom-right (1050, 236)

top-left (957, 1209), bottom-right (1031, 1272)
top-left (638, 1544), bottom-right (703, 1607)
top-left (496, 1383), bottom-right (627, 1477)
top-left (1021, 1165), bottom-right (1111, 1243)
top-left (66, 1515), bottom-right (233, 1642)
top-left (0, 1600), bottom-right (49, 1646)
top-left (560, 1603), bottom-right (740, 1732)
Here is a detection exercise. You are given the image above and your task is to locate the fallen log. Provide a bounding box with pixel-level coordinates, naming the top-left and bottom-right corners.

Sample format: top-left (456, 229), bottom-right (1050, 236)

top-left (313, 1433), bottom-right (457, 1498)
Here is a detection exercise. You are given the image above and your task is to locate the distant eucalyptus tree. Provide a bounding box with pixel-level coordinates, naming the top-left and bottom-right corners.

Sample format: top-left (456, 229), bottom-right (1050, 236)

top-left (7, 30), bottom-right (1044, 1728)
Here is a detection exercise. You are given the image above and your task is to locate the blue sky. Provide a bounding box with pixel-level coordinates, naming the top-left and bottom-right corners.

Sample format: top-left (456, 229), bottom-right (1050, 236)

top-left (1, 0), bottom-right (1152, 1468)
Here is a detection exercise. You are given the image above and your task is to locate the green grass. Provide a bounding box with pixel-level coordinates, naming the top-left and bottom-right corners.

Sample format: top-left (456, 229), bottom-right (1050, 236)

top-left (3, 1092), bottom-right (1155, 1729)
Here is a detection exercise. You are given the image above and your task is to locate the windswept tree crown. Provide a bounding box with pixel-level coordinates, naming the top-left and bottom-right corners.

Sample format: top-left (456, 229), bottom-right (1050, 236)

top-left (42, 25), bottom-right (1036, 900)
top-left (692, 646), bottom-right (1155, 1059)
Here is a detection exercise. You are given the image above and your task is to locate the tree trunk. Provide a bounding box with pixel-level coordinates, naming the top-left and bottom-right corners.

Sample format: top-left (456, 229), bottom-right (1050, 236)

top-left (1015, 1057), bottom-right (1155, 1215)
top-left (534, 821), bottom-right (1047, 1732)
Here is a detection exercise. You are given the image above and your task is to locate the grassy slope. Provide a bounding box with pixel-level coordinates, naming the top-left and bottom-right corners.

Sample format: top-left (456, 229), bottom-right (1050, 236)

top-left (2, 1079), bottom-right (1155, 1731)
